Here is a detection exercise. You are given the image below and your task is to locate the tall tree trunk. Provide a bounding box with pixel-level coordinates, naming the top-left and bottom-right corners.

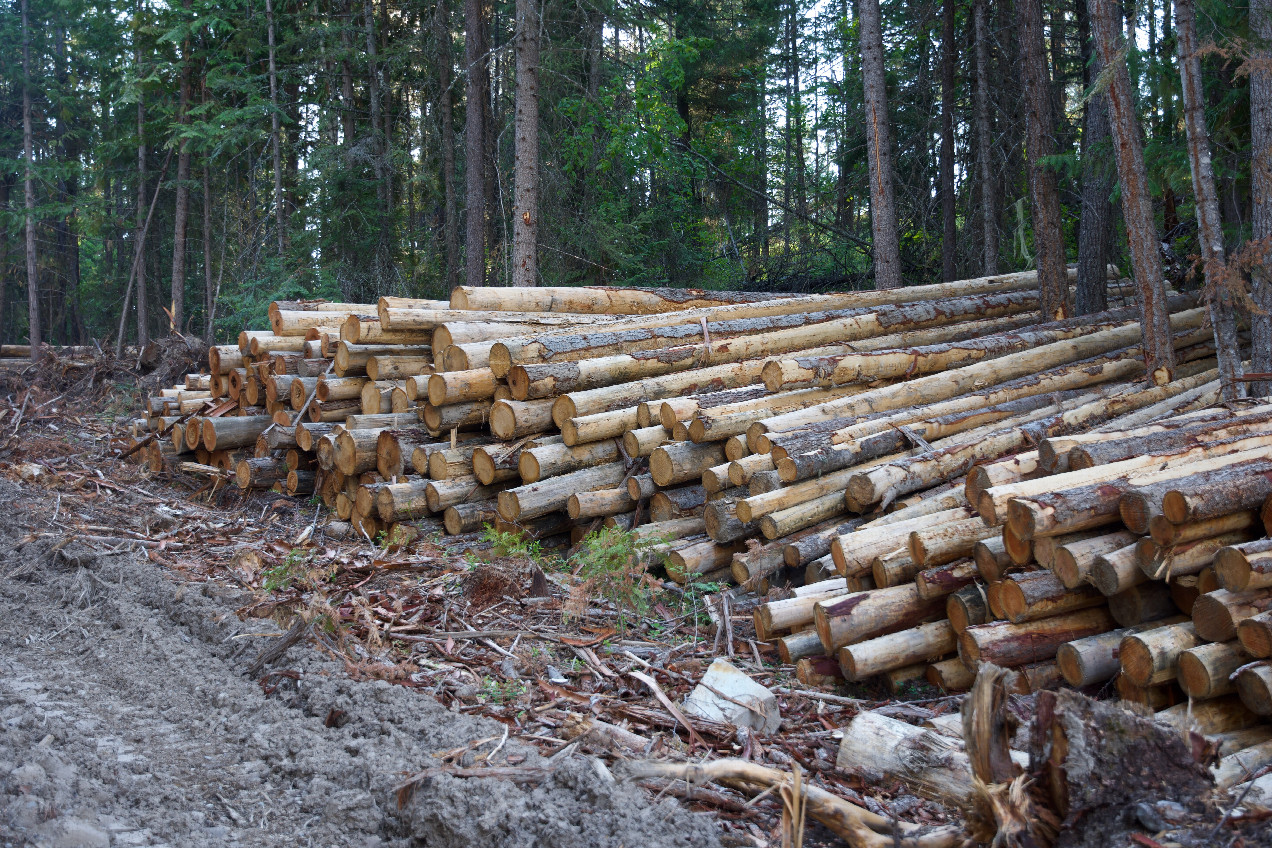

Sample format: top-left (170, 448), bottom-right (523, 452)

top-left (1017, 0), bottom-right (1071, 319)
top-left (483, 2), bottom-right (498, 284)
top-left (757, 67), bottom-right (769, 261)
top-left (21, 0), bottom-right (39, 360)
top-left (434, 0), bottom-right (460, 289)
top-left (858, 0), bottom-right (902, 290)
top-left (1252, 0), bottom-right (1272, 397)
top-left (972, 0), bottom-right (998, 275)
top-left (940, 0), bottom-right (957, 281)
top-left (134, 16), bottom-right (148, 348)
top-left (463, 0), bottom-right (487, 288)
top-left (266, 0), bottom-right (285, 256)
top-left (0, 178), bottom-right (9, 344)
top-left (170, 0), bottom-right (191, 332)
top-left (363, 0), bottom-right (385, 206)
top-left (340, 0), bottom-right (356, 144)
top-left (1076, 0), bottom-right (1111, 314)
top-left (1175, 0), bottom-right (1245, 399)
top-left (1090, 0), bottom-right (1174, 383)
top-left (789, 3), bottom-right (808, 250)
top-left (512, 0), bottom-right (539, 287)
top-left (203, 159), bottom-right (214, 339)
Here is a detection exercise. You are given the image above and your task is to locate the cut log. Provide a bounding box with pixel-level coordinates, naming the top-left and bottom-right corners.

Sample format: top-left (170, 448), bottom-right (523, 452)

top-left (871, 550), bottom-right (921, 588)
top-left (998, 570), bottom-right (1105, 623)
top-left (561, 407), bottom-right (640, 446)
top-left (201, 416), bottom-right (272, 451)
top-left (1236, 663), bottom-right (1272, 715)
top-left (972, 536), bottom-right (1015, 582)
top-left (838, 620), bottom-right (957, 681)
top-left (429, 443), bottom-right (487, 481)
top-left (650, 442), bottom-right (726, 488)
top-left (489, 398), bottom-right (555, 441)
top-left (496, 462), bottom-right (627, 521)
top-left (775, 630), bottom-right (825, 662)
top-left (421, 400), bottom-right (491, 434)
top-left (519, 440), bottom-right (621, 483)
top-left (1214, 539), bottom-right (1272, 592)
top-left (567, 488), bottom-right (636, 520)
top-left (421, 476), bottom-right (507, 515)
top-left (752, 312), bottom-right (1207, 451)
top-left (814, 584), bottom-right (948, 652)
top-left (1006, 448), bottom-right (1272, 541)
top-left (926, 657), bottom-right (975, 691)
top-left (916, 560), bottom-right (978, 600)
top-left (333, 427), bottom-right (384, 476)
top-left (1193, 589), bottom-right (1272, 642)
top-left (959, 607), bottom-right (1117, 668)
top-left (1163, 463), bottom-right (1272, 525)
top-left (1108, 582), bottom-right (1180, 627)
top-left (622, 425), bottom-right (671, 458)
top-left (426, 368), bottom-right (499, 406)
top-left (1136, 531), bottom-right (1253, 581)
top-left (1237, 610), bottom-right (1272, 658)
top-left (377, 427), bottom-right (440, 480)
top-left (1178, 640), bottom-right (1250, 700)
top-left (1213, 737), bottom-right (1272, 789)
top-left (1089, 543), bottom-right (1148, 596)
top-left (966, 452), bottom-right (1039, 505)
top-left (834, 710), bottom-right (978, 806)
top-left (235, 457), bottom-right (289, 490)
top-left (1119, 621), bottom-right (1201, 686)
top-left (795, 656), bottom-right (846, 687)
top-left (947, 582), bottom-right (991, 633)
top-left (1149, 509), bottom-right (1257, 547)
top-left (1052, 530), bottom-right (1138, 589)
top-left (366, 355), bottom-right (434, 381)
top-left (1056, 617), bottom-right (1189, 687)
top-left (832, 506), bottom-right (976, 577)
top-left (506, 292), bottom-right (1042, 400)
top-left (703, 494), bottom-right (758, 544)
top-left (1156, 695), bottom-right (1261, 735)
top-left (667, 539), bottom-right (748, 584)
top-left (908, 517), bottom-right (1000, 567)
top-left (649, 485), bottom-right (708, 523)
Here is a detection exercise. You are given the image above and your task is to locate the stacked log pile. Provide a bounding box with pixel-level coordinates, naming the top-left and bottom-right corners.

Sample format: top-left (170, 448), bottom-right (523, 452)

top-left (127, 273), bottom-right (1272, 804)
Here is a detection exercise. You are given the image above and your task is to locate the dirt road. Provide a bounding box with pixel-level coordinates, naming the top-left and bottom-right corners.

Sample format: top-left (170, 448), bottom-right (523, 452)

top-left (0, 477), bottom-right (720, 848)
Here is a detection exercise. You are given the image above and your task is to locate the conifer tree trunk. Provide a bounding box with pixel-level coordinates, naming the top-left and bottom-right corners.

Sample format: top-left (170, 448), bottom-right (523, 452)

top-left (1175, 0), bottom-right (1245, 399)
top-left (972, 0), bottom-right (998, 275)
top-left (940, 0), bottom-right (957, 281)
top-left (266, 0), bottom-right (285, 256)
top-left (21, 0), bottom-right (40, 360)
top-left (463, 0), bottom-right (488, 288)
top-left (434, 0), bottom-right (460, 290)
top-left (203, 159), bottom-right (214, 338)
top-left (858, 0), bottom-right (902, 290)
top-left (1017, 0), bottom-right (1070, 319)
top-left (170, 0), bottom-right (191, 332)
top-left (789, 4), bottom-right (808, 250)
top-left (1090, 0), bottom-right (1174, 384)
top-left (1076, 0), bottom-right (1111, 314)
top-left (134, 20), bottom-right (149, 348)
top-left (340, 0), bottom-right (356, 144)
top-left (512, 0), bottom-right (539, 287)
top-left (1252, 0), bottom-right (1272, 397)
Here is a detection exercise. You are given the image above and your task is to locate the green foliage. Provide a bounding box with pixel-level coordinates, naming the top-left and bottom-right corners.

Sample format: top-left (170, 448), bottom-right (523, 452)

top-left (565, 526), bottom-right (672, 631)
top-left (479, 524), bottom-right (554, 566)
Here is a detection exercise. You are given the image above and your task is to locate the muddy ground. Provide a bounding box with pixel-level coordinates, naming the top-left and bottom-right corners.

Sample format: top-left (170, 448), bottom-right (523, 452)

top-left (0, 474), bottom-right (722, 848)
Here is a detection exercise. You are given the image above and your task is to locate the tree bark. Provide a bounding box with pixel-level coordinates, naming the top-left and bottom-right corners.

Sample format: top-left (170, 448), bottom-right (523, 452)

top-left (1017, 0), bottom-right (1071, 319)
top-left (463, 0), bottom-right (488, 287)
top-left (1252, 0), bottom-right (1272, 396)
top-left (858, 0), bottom-right (902, 290)
top-left (1090, 0), bottom-right (1174, 383)
top-left (265, 0), bottom-right (285, 256)
top-left (940, 0), bottom-right (957, 282)
top-left (170, 0), bottom-right (192, 332)
top-left (434, 0), bottom-right (460, 290)
top-left (512, 0), bottom-right (540, 288)
top-left (1076, 0), bottom-right (1112, 314)
top-left (134, 15), bottom-right (148, 348)
top-left (21, 0), bottom-right (39, 359)
top-left (972, 0), bottom-right (998, 275)
top-left (1175, 0), bottom-right (1245, 399)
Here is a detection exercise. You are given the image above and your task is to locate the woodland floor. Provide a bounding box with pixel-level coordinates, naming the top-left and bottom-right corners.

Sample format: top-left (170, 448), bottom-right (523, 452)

top-left (1, 366), bottom-right (1269, 848)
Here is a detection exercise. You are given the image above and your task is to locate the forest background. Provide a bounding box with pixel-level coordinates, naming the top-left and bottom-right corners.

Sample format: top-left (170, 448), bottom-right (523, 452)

top-left (1, 0), bottom-right (1268, 351)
